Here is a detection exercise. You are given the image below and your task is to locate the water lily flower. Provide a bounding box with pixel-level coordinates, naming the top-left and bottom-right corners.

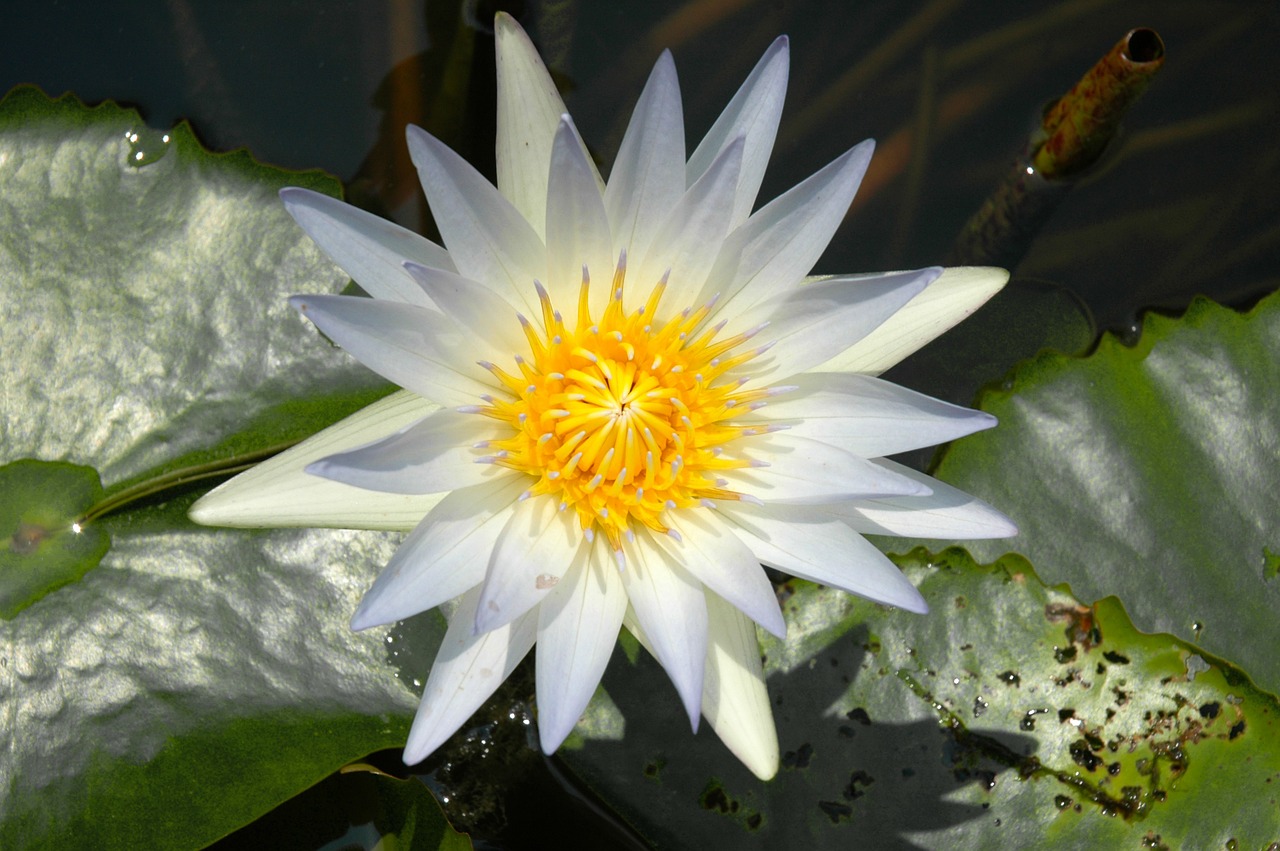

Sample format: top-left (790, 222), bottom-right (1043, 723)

top-left (190, 13), bottom-right (1015, 781)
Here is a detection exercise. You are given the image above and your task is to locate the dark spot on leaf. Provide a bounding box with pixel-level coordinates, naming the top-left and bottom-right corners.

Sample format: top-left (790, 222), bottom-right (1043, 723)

top-left (837, 725), bottom-right (855, 739)
top-left (1229, 720), bottom-right (1246, 740)
top-left (1069, 739), bottom-right (1102, 772)
top-left (781, 742), bottom-right (813, 770)
top-left (698, 782), bottom-right (738, 815)
top-left (1103, 650), bottom-right (1130, 664)
top-left (901, 767), bottom-right (916, 778)
top-left (1054, 794), bottom-right (1073, 810)
top-left (842, 769), bottom-right (875, 800)
top-left (1198, 701), bottom-right (1220, 720)
top-left (1053, 645), bottom-right (1078, 664)
top-left (845, 707), bottom-right (872, 726)
top-left (954, 595), bottom-right (967, 608)
top-left (1107, 762), bottom-right (1121, 775)
top-left (745, 813), bottom-right (762, 831)
top-left (1058, 708), bottom-right (1076, 723)
top-left (817, 801), bottom-right (851, 823)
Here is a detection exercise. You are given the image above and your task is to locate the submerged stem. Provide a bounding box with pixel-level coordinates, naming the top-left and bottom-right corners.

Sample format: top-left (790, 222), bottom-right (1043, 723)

top-left (77, 441), bottom-right (298, 525)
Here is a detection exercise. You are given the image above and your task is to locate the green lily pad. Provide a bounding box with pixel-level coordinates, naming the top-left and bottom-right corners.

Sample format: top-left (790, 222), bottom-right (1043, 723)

top-left (0, 86), bottom-right (442, 849)
top-left (927, 291), bottom-right (1280, 696)
top-left (0, 460), bottom-right (109, 617)
top-left (560, 548), bottom-right (1280, 848)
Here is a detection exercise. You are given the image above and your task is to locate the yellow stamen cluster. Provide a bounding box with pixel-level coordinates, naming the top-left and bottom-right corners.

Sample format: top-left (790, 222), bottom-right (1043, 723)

top-left (468, 257), bottom-right (775, 551)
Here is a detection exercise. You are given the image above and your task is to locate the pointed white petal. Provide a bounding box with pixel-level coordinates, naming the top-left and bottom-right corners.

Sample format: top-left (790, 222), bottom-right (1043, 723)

top-left (494, 12), bottom-right (603, 237)
top-left (701, 592), bottom-right (779, 780)
top-left (755, 372), bottom-right (997, 457)
top-left (189, 391), bottom-right (444, 530)
top-left (280, 187), bottom-right (452, 307)
top-left (604, 51), bottom-right (685, 267)
top-left (402, 262), bottom-right (528, 358)
top-left (403, 587), bottom-right (537, 765)
top-left (818, 266), bottom-right (1009, 376)
top-left (717, 501), bottom-right (928, 613)
top-left (307, 408), bottom-right (510, 494)
top-left (406, 126), bottom-right (545, 315)
top-left (621, 529), bottom-right (708, 729)
top-left (701, 141), bottom-right (874, 316)
top-left (687, 36), bottom-right (789, 229)
top-left (731, 268), bottom-right (936, 381)
top-left (351, 475), bottom-right (528, 629)
top-left (655, 510), bottom-right (785, 638)
top-left (475, 494), bottom-right (587, 633)
top-left (535, 536), bottom-right (628, 752)
top-left (544, 117), bottom-right (616, 311)
top-left (634, 136), bottom-right (743, 308)
top-left (289, 294), bottom-right (495, 407)
top-left (725, 432), bottom-right (931, 503)
top-left (833, 459), bottom-right (1019, 540)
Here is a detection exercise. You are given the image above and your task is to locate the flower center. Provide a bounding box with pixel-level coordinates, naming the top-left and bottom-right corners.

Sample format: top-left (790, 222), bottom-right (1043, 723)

top-left (472, 257), bottom-right (774, 550)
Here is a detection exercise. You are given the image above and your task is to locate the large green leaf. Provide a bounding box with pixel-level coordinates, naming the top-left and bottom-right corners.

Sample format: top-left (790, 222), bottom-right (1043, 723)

top-left (561, 548), bottom-right (1280, 848)
top-left (927, 291), bottom-right (1280, 696)
top-left (0, 87), bottom-right (449, 848)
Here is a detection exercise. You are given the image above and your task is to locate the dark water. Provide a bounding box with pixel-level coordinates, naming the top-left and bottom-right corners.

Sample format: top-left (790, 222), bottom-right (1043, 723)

top-left (6, 1), bottom-right (1277, 847)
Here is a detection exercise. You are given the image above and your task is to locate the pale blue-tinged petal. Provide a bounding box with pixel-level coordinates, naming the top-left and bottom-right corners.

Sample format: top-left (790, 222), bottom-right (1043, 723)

top-left (474, 494), bottom-right (587, 633)
top-left (289, 294), bottom-right (496, 407)
top-left (686, 36), bottom-right (789, 229)
top-left (406, 125), bottom-right (546, 316)
top-left (494, 12), bottom-right (603, 237)
top-left (832, 459), bottom-right (1019, 539)
top-left (700, 141), bottom-right (874, 316)
top-left (535, 536), bottom-right (628, 752)
top-left (701, 592), bottom-right (779, 780)
top-left (350, 475), bottom-right (529, 630)
top-left (402, 262), bottom-right (528, 358)
top-left (604, 51), bottom-right (685, 267)
top-left (544, 116), bottom-right (617, 312)
top-left (752, 372), bottom-right (997, 458)
top-left (189, 391), bottom-right (444, 531)
top-left (723, 432), bottom-right (930, 503)
top-left (717, 501), bottom-right (929, 613)
top-left (280, 187), bottom-right (452, 307)
top-left (633, 136), bottom-right (743, 309)
top-left (621, 528), bottom-right (708, 729)
top-left (817, 266), bottom-right (1009, 376)
top-left (403, 587), bottom-right (537, 765)
top-left (731, 268), bottom-right (936, 381)
top-left (656, 510), bottom-right (785, 638)
top-left (307, 408), bottom-right (510, 494)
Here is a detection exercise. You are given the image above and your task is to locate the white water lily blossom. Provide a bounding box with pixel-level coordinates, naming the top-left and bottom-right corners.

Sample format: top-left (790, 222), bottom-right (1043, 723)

top-left (190, 13), bottom-right (1015, 781)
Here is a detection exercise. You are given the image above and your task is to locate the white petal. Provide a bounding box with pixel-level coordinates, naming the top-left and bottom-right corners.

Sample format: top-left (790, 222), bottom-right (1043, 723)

top-left (544, 117), bottom-right (616, 312)
top-left (756, 372), bottom-right (997, 458)
top-left (280, 187), bottom-right (451, 307)
top-left (289, 294), bottom-right (495, 407)
top-left (403, 587), bottom-right (537, 765)
top-left (717, 501), bottom-right (928, 613)
top-left (351, 474), bottom-right (529, 629)
top-left (833, 459), bottom-right (1019, 540)
top-left (535, 535), bottom-right (628, 752)
top-left (604, 50), bottom-right (685, 268)
top-left (634, 136), bottom-right (743, 308)
top-left (687, 36), bottom-right (789, 229)
top-left (402, 262), bottom-right (528, 358)
top-left (189, 391), bottom-right (444, 530)
top-left (701, 141), bottom-right (874, 317)
top-left (655, 510), bottom-right (785, 638)
top-left (475, 494), bottom-right (587, 633)
top-left (731, 268), bottom-right (936, 381)
top-left (818, 266), bottom-right (1009, 376)
top-left (307, 408), bottom-right (510, 494)
top-left (701, 592), bottom-right (779, 780)
top-left (406, 126), bottom-right (545, 315)
top-left (621, 528), bottom-right (708, 729)
top-left (494, 12), bottom-right (602, 237)
top-left (725, 432), bottom-right (931, 503)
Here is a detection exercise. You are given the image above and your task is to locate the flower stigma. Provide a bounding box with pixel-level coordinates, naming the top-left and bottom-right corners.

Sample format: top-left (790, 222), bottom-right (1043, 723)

top-left (466, 252), bottom-right (777, 554)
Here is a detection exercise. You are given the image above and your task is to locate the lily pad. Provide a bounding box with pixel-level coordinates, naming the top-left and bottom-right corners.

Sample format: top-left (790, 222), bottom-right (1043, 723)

top-left (560, 548), bottom-right (1280, 848)
top-left (0, 460), bottom-right (109, 617)
top-left (928, 291), bottom-right (1280, 696)
top-left (0, 87), bottom-right (441, 848)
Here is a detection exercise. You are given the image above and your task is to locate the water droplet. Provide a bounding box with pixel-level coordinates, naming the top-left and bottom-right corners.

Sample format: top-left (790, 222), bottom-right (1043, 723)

top-left (125, 126), bottom-right (171, 168)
